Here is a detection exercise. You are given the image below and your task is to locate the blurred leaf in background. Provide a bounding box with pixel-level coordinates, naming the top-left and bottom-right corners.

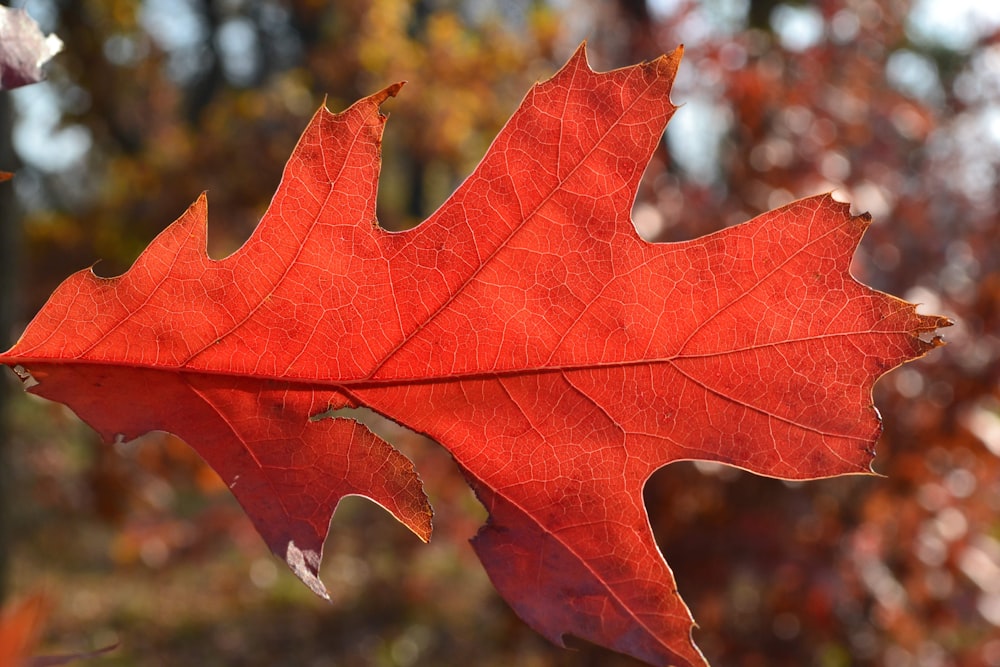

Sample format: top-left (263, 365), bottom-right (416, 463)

top-left (0, 6), bottom-right (62, 91)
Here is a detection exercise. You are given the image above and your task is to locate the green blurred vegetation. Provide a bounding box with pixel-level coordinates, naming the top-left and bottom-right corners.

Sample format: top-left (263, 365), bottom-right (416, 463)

top-left (1, 0), bottom-right (999, 665)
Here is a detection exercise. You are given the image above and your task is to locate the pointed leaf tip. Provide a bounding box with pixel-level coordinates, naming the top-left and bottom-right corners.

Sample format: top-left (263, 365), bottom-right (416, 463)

top-left (370, 81), bottom-right (405, 107)
top-left (286, 541), bottom-right (330, 600)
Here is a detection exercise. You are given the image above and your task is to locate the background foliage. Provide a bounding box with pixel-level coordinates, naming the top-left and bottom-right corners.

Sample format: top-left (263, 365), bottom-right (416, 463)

top-left (0, 1), bottom-right (997, 665)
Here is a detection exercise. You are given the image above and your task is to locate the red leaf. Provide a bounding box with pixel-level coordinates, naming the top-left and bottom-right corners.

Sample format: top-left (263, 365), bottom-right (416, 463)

top-left (0, 594), bottom-right (49, 667)
top-left (0, 45), bottom-right (948, 666)
top-left (0, 7), bottom-right (62, 91)
top-left (0, 594), bottom-right (117, 667)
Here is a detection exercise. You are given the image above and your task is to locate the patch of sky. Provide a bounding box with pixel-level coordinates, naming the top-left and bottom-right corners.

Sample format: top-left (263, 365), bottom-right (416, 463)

top-left (887, 50), bottom-right (944, 104)
top-left (216, 16), bottom-right (260, 85)
top-left (12, 83), bottom-right (91, 173)
top-left (907, 0), bottom-right (1000, 51)
top-left (139, 0), bottom-right (209, 83)
top-left (770, 4), bottom-right (824, 52)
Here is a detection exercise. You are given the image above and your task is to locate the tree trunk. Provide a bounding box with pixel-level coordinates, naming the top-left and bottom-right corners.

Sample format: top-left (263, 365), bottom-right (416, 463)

top-left (0, 77), bottom-right (22, 605)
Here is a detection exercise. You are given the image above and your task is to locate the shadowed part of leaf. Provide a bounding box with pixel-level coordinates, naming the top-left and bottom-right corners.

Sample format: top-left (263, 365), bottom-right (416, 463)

top-left (286, 541), bottom-right (329, 600)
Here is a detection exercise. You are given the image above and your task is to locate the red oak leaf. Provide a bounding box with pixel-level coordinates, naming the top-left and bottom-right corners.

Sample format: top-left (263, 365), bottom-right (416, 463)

top-left (0, 46), bottom-right (948, 666)
top-left (0, 594), bottom-right (48, 667)
top-left (0, 593), bottom-right (116, 667)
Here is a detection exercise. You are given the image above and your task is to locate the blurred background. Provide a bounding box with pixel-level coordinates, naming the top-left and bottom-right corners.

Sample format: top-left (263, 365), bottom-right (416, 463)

top-left (0, 0), bottom-right (997, 665)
